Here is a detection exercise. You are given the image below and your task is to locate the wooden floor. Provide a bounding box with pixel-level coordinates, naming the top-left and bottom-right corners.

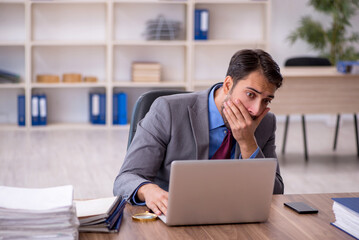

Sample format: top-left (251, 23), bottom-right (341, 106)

top-left (0, 119), bottom-right (358, 199)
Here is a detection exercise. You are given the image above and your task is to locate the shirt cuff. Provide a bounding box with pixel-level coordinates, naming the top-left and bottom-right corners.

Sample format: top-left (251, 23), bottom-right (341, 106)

top-left (132, 182), bottom-right (151, 206)
top-left (239, 147), bottom-right (260, 159)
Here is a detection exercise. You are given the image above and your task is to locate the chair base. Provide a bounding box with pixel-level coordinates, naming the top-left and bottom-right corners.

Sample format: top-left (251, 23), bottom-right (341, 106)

top-left (333, 113), bottom-right (359, 158)
top-left (282, 115), bottom-right (308, 162)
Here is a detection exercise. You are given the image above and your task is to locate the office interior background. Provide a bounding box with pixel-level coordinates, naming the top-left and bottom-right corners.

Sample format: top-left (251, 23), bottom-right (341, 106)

top-left (0, 0), bottom-right (359, 199)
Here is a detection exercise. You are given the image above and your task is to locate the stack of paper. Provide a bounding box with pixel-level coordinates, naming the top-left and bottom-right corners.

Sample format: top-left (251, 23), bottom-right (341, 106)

top-left (132, 62), bottom-right (161, 82)
top-left (331, 197), bottom-right (359, 239)
top-left (0, 185), bottom-right (79, 240)
top-left (75, 196), bottom-right (126, 233)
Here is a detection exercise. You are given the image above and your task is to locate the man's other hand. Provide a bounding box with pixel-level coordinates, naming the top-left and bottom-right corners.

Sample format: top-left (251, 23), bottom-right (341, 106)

top-left (137, 183), bottom-right (168, 216)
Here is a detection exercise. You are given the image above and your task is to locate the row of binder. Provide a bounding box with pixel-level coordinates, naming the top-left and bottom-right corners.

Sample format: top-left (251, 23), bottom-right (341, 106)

top-left (89, 92), bottom-right (128, 125)
top-left (18, 95), bottom-right (47, 126)
top-left (17, 93), bottom-right (127, 126)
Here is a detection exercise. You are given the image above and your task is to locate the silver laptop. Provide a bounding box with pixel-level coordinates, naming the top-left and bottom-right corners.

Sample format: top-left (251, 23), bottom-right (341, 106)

top-left (158, 159), bottom-right (277, 226)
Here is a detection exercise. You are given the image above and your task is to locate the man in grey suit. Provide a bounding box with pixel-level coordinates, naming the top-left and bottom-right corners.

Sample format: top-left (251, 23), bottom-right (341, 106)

top-left (114, 49), bottom-right (284, 216)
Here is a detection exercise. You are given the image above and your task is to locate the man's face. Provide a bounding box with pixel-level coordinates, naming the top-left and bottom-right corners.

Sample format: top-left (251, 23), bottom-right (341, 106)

top-left (221, 71), bottom-right (276, 125)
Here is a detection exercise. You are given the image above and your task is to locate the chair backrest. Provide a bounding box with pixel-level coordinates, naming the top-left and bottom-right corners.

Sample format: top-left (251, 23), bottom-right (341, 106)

top-left (127, 90), bottom-right (190, 149)
top-left (285, 57), bottom-right (331, 66)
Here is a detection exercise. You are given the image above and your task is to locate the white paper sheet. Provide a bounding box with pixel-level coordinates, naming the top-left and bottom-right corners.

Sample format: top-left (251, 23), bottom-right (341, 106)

top-left (75, 196), bottom-right (117, 218)
top-left (0, 185), bottom-right (73, 211)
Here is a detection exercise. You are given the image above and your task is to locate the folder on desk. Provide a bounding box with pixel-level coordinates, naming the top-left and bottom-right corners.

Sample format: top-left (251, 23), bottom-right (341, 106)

top-left (39, 94), bottom-right (47, 126)
top-left (331, 197), bottom-right (359, 239)
top-left (18, 95), bottom-right (25, 126)
top-left (75, 196), bottom-right (126, 233)
top-left (31, 95), bottom-right (39, 126)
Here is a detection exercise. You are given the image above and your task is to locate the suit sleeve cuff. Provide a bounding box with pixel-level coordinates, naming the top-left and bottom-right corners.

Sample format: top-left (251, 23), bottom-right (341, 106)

top-left (239, 147), bottom-right (260, 159)
top-left (131, 182), bottom-right (151, 206)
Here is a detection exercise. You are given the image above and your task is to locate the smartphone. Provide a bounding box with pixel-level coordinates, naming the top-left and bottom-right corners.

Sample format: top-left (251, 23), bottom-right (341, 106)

top-left (284, 202), bottom-right (318, 214)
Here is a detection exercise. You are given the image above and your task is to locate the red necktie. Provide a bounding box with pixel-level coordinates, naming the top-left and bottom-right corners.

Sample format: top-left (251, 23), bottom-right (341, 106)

top-left (211, 129), bottom-right (234, 159)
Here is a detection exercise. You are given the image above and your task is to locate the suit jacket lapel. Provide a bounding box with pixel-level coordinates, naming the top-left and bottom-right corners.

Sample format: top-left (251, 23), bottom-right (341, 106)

top-left (190, 83), bottom-right (240, 159)
top-left (188, 89), bottom-right (210, 159)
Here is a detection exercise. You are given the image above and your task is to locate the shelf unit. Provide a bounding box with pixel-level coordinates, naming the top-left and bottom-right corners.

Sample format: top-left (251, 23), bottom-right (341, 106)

top-left (0, 0), bottom-right (270, 129)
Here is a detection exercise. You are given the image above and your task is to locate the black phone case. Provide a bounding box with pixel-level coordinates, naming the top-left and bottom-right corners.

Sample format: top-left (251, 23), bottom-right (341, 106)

top-left (284, 202), bottom-right (318, 214)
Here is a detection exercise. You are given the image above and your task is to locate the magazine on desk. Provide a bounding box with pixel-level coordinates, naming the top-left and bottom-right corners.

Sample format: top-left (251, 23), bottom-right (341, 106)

top-left (75, 196), bottom-right (126, 233)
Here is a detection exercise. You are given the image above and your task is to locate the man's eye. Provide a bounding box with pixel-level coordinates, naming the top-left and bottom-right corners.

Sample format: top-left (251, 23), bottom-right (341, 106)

top-left (264, 99), bottom-right (272, 104)
top-left (246, 92), bottom-right (254, 98)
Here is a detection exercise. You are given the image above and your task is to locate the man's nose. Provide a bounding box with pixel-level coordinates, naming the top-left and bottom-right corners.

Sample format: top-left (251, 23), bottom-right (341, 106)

top-left (248, 101), bottom-right (262, 117)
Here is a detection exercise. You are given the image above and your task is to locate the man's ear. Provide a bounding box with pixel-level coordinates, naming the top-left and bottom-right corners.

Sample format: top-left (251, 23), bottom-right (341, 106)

top-left (223, 76), bottom-right (233, 95)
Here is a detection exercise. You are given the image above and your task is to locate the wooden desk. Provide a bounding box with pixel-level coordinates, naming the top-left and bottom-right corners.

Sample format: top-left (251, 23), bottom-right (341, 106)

top-left (270, 67), bottom-right (359, 115)
top-left (80, 192), bottom-right (359, 240)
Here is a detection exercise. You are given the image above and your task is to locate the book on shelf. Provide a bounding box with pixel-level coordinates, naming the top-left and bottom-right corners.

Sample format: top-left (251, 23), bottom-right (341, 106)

top-left (31, 95), bottom-right (39, 126)
top-left (118, 93), bottom-right (127, 125)
top-left (331, 197), bottom-right (359, 239)
top-left (36, 75), bottom-right (60, 84)
top-left (99, 94), bottom-right (106, 124)
top-left (113, 92), bottom-right (127, 125)
top-left (31, 94), bottom-right (47, 126)
top-left (89, 93), bottom-right (106, 125)
top-left (194, 9), bottom-right (209, 40)
top-left (132, 62), bottom-right (161, 82)
top-left (39, 94), bottom-right (47, 125)
top-left (0, 185), bottom-right (79, 239)
top-left (63, 73), bottom-right (82, 83)
top-left (18, 95), bottom-right (25, 126)
top-left (113, 93), bottom-right (119, 124)
top-left (84, 76), bottom-right (97, 83)
top-left (0, 69), bottom-right (20, 84)
top-left (90, 93), bottom-right (99, 124)
top-left (75, 196), bottom-right (126, 233)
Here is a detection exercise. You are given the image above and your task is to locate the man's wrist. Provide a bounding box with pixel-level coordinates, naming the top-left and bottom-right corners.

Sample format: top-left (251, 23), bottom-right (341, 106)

top-left (137, 183), bottom-right (155, 202)
top-left (132, 182), bottom-right (151, 205)
top-left (238, 138), bottom-right (258, 158)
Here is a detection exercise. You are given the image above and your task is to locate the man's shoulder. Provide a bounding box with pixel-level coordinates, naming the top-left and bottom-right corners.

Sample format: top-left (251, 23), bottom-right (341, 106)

top-left (257, 112), bottom-right (276, 131)
top-left (263, 112), bottom-right (276, 121)
top-left (155, 89), bottom-right (208, 107)
top-left (161, 90), bottom-right (206, 101)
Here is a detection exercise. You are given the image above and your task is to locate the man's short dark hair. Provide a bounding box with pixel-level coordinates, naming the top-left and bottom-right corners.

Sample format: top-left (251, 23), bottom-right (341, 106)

top-left (226, 49), bottom-right (283, 89)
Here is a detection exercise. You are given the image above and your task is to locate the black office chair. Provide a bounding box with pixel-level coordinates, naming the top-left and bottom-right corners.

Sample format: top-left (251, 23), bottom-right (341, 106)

top-left (282, 57), bottom-right (331, 162)
top-left (127, 90), bottom-right (189, 150)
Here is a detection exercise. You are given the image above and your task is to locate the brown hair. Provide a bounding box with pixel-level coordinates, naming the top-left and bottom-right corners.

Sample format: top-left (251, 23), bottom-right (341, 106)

top-left (226, 49), bottom-right (283, 89)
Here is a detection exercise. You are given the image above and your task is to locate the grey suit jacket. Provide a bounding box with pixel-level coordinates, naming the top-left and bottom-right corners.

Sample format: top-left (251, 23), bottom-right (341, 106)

top-left (113, 84), bottom-right (284, 201)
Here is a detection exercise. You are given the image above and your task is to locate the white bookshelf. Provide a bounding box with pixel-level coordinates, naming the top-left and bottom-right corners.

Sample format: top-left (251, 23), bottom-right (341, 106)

top-left (0, 0), bottom-right (270, 129)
